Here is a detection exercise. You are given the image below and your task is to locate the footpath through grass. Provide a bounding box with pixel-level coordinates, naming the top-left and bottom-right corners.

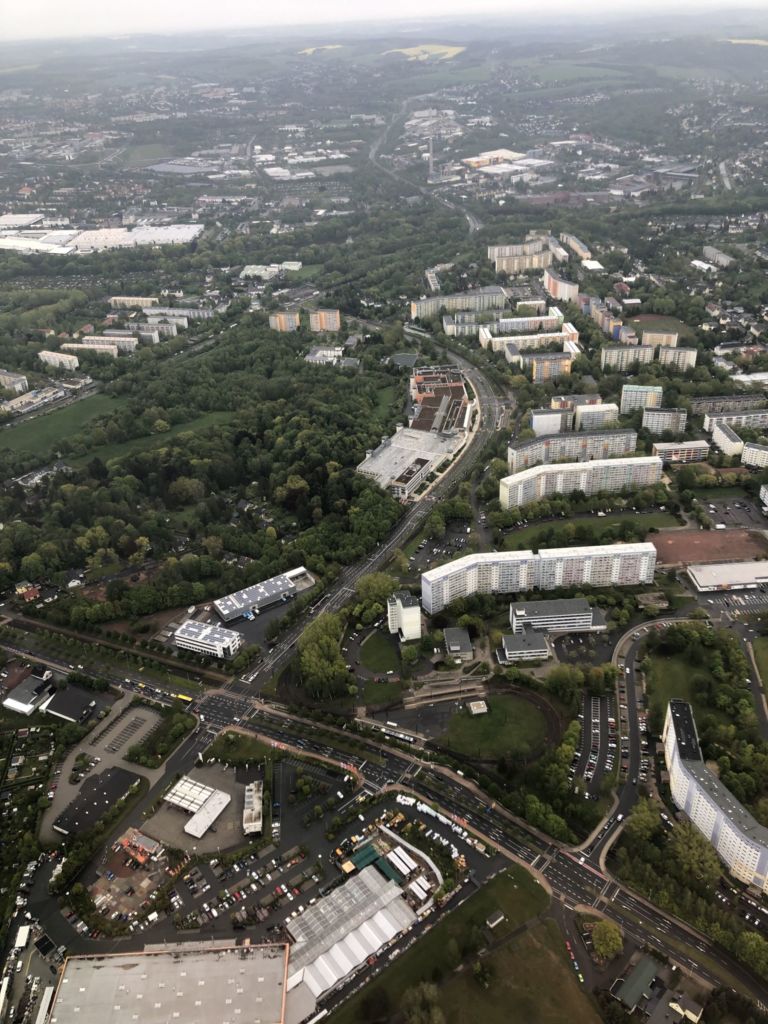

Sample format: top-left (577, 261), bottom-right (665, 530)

top-left (440, 694), bottom-right (548, 760)
top-left (329, 867), bottom-right (549, 1024)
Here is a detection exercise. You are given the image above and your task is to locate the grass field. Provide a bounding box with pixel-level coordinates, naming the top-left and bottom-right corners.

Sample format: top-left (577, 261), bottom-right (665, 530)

top-left (329, 867), bottom-right (549, 1024)
top-left (690, 485), bottom-right (747, 499)
top-left (120, 143), bottom-right (176, 168)
top-left (71, 410), bottom-right (233, 466)
top-left (442, 919), bottom-right (600, 1024)
top-left (206, 731), bottom-right (275, 765)
top-left (360, 632), bottom-right (400, 673)
top-left (627, 314), bottom-right (695, 342)
top-left (752, 638), bottom-right (768, 694)
top-left (384, 44), bottom-right (466, 61)
top-left (360, 677), bottom-right (403, 706)
top-left (502, 512), bottom-right (677, 552)
top-left (1, 393), bottom-right (125, 456)
top-left (646, 654), bottom-right (722, 724)
top-left (440, 694), bottom-right (548, 760)
top-left (375, 384), bottom-right (397, 417)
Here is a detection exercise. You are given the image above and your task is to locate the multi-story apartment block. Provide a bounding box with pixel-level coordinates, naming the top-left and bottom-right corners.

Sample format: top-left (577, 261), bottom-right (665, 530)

top-left (480, 324), bottom-right (577, 353)
top-left (546, 236), bottom-right (569, 262)
top-left (600, 345), bottom-right (654, 371)
top-left (652, 440), bottom-right (710, 464)
top-left (642, 407), bottom-right (688, 436)
top-left (761, 483), bottom-right (768, 507)
top-left (387, 591), bottom-right (422, 642)
top-left (0, 370), bottom-right (28, 394)
top-left (551, 394), bottom-right (603, 410)
top-left (530, 408), bottom-right (571, 436)
top-left (110, 296), bottom-right (158, 309)
top-left (703, 246), bottom-right (734, 269)
top-left (143, 306), bottom-right (214, 320)
top-left (409, 286), bottom-right (508, 320)
top-left (703, 409), bottom-right (768, 432)
top-left (664, 700), bottom-right (768, 893)
top-left (507, 429), bottom-right (637, 473)
top-left (643, 331), bottom-right (678, 349)
top-left (81, 335), bottom-right (138, 353)
top-left (559, 232), bottom-right (592, 260)
top-left (487, 239), bottom-right (553, 274)
top-left (173, 620), bottom-right (244, 659)
top-left (308, 308), bottom-right (341, 333)
top-left (573, 402), bottom-right (619, 430)
top-left (269, 311), bottom-right (301, 332)
top-left (510, 350), bottom-right (573, 382)
top-left (62, 342), bottom-right (119, 359)
top-left (712, 421), bottom-right (744, 456)
top-left (509, 597), bottom-right (605, 635)
top-left (658, 346), bottom-right (698, 371)
top-left (421, 543), bottom-right (656, 614)
top-left (742, 442), bottom-right (768, 469)
top-left (620, 385), bottom-right (664, 415)
top-left (543, 267), bottom-right (579, 304)
top-left (499, 455), bottom-right (662, 510)
top-left (689, 394), bottom-right (766, 415)
top-left (38, 350), bottom-right (79, 371)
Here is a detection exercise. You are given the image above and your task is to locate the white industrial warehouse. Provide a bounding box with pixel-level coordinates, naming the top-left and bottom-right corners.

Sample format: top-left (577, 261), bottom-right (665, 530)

top-left (164, 776), bottom-right (231, 838)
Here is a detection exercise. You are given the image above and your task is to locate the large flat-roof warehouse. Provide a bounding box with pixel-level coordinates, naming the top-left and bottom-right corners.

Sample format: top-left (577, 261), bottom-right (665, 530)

top-left (49, 944), bottom-right (289, 1024)
top-left (213, 567), bottom-right (310, 623)
top-left (687, 560), bottom-right (768, 592)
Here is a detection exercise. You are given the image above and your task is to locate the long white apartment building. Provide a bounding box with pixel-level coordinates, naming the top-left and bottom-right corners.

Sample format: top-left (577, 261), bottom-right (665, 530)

top-left (62, 342), bottom-right (119, 359)
top-left (574, 402), bottom-right (619, 430)
top-left (409, 286), bottom-right (508, 320)
top-left (143, 306), bottom-right (214, 320)
top-left (600, 345), bottom-right (654, 371)
top-left (38, 350), bottom-right (79, 371)
top-left (421, 543), bottom-right (656, 614)
top-left (479, 323), bottom-right (578, 353)
top-left (620, 384), bottom-right (664, 415)
top-left (652, 440), bottom-right (710, 464)
top-left (742, 442), bottom-right (768, 469)
top-left (109, 296), bottom-right (158, 309)
top-left (508, 429), bottom-right (637, 473)
top-left (703, 409), bottom-right (768, 432)
top-left (499, 455), bottom-right (662, 510)
top-left (81, 334), bottom-right (139, 353)
top-left (664, 700), bottom-right (768, 893)
top-left (173, 619), bottom-right (244, 659)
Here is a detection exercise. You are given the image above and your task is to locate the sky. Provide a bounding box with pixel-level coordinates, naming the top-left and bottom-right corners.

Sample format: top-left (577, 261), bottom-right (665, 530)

top-left (3, 0), bottom-right (766, 42)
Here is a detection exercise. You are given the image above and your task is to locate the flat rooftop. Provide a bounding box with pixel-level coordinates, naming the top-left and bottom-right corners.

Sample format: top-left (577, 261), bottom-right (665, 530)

top-left (668, 699), bottom-right (702, 762)
top-left (50, 944), bottom-right (288, 1024)
top-left (510, 597), bottom-right (592, 618)
top-left (687, 560), bottom-right (768, 591)
top-left (53, 768), bottom-right (140, 836)
top-left (174, 620), bottom-right (242, 645)
top-left (357, 427), bottom-right (464, 490)
top-left (214, 567), bottom-right (307, 622)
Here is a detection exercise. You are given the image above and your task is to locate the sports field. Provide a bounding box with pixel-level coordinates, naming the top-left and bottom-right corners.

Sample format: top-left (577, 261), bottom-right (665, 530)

top-left (1, 393), bottom-right (125, 457)
top-left (651, 528), bottom-right (768, 565)
top-left (627, 314), bottom-right (695, 341)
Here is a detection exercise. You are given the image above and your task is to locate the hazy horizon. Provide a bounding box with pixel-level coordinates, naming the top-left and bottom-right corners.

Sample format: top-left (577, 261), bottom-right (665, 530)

top-left (5, 0), bottom-right (768, 43)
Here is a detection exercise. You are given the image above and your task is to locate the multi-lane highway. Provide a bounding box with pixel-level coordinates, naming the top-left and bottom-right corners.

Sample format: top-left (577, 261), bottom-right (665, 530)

top-left (192, 690), bottom-right (768, 1004)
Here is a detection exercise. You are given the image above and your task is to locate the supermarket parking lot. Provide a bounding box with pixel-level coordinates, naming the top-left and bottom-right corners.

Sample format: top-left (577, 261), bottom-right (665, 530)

top-left (705, 590), bottom-right (768, 615)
